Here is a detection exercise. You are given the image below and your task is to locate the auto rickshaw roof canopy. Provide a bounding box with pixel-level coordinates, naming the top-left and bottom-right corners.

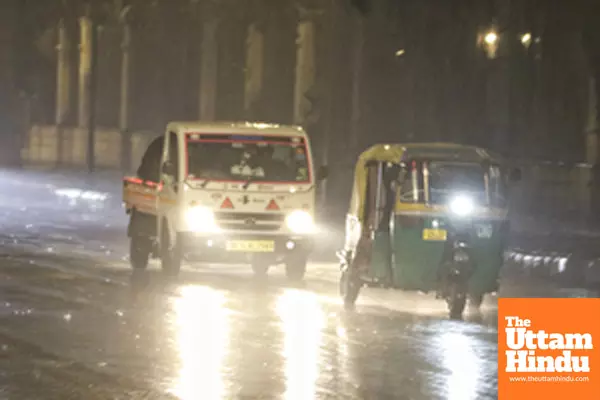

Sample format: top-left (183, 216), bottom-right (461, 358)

top-left (356, 143), bottom-right (504, 165)
top-left (348, 143), bottom-right (504, 221)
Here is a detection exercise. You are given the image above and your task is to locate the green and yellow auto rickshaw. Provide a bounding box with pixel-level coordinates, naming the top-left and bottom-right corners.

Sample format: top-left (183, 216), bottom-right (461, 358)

top-left (338, 143), bottom-right (521, 318)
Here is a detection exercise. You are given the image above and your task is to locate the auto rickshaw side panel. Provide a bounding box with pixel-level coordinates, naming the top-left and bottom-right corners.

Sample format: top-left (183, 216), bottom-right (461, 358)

top-left (391, 214), bottom-right (445, 291)
top-left (370, 230), bottom-right (393, 282)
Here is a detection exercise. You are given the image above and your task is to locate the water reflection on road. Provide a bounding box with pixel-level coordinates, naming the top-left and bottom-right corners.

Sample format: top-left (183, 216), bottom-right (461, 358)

top-left (433, 331), bottom-right (483, 400)
top-left (277, 289), bottom-right (326, 400)
top-left (170, 286), bottom-right (230, 400)
top-left (142, 280), bottom-right (501, 400)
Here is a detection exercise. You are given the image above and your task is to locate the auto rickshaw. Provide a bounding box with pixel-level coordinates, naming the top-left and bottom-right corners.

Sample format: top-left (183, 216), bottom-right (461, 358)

top-left (338, 143), bottom-right (521, 318)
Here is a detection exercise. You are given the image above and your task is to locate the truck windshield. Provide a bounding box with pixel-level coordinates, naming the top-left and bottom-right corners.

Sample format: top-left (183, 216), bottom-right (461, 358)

top-left (428, 162), bottom-right (486, 205)
top-left (186, 134), bottom-right (311, 183)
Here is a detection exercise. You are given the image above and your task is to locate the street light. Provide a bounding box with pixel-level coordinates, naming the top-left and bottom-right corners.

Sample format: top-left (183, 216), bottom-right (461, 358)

top-left (480, 29), bottom-right (499, 59)
top-left (484, 31), bottom-right (498, 46)
top-left (521, 32), bottom-right (532, 48)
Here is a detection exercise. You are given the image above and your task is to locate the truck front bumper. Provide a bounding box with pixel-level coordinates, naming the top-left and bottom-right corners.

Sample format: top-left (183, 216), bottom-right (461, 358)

top-left (179, 232), bottom-right (314, 263)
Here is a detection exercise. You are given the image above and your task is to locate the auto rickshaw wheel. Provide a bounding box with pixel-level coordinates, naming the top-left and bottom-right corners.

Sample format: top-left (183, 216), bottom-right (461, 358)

top-left (468, 293), bottom-right (484, 309)
top-left (160, 225), bottom-right (182, 277)
top-left (340, 269), bottom-right (361, 309)
top-left (447, 284), bottom-right (467, 320)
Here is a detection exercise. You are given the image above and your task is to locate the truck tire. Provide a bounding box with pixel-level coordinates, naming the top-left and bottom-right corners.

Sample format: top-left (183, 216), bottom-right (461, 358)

top-left (285, 256), bottom-right (307, 282)
top-left (160, 223), bottom-right (182, 277)
top-left (130, 236), bottom-right (152, 270)
top-left (251, 259), bottom-right (269, 279)
top-left (128, 209), bottom-right (157, 238)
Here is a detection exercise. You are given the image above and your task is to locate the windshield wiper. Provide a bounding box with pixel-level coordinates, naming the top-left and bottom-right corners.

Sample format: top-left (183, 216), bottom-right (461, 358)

top-left (242, 178), bottom-right (254, 190)
top-left (180, 178), bottom-right (194, 189)
top-left (183, 177), bottom-right (208, 189)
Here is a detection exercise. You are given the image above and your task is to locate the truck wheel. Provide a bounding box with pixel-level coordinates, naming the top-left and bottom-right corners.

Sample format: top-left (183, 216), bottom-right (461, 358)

top-left (130, 236), bottom-right (152, 270)
top-left (160, 224), bottom-right (182, 277)
top-left (285, 256), bottom-right (307, 282)
top-left (128, 209), bottom-right (157, 238)
top-left (251, 259), bottom-right (269, 279)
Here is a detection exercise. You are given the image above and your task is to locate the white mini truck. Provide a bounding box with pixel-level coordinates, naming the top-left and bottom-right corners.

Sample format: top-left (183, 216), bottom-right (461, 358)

top-left (123, 122), bottom-right (327, 280)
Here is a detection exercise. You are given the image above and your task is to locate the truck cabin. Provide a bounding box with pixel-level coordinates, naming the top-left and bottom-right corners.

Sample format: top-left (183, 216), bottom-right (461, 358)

top-left (136, 124), bottom-right (329, 188)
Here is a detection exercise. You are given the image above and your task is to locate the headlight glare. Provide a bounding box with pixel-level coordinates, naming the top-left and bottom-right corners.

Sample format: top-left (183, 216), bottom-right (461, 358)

top-left (286, 210), bottom-right (315, 234)
top-left (449, 195), bottom-right (474, 217)
top-left (186, 206), bottom-right (219, 232)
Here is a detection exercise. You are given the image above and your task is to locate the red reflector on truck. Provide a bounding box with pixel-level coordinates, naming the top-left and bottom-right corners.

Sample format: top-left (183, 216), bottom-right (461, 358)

top-left (221, 197), bottom-right (234, 209)
top-left (266, 199), bottom-right (280, 211)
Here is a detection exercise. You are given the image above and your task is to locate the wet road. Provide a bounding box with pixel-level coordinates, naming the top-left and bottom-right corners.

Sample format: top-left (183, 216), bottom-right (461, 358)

top-left (0, 169), bottom-right (597, 399)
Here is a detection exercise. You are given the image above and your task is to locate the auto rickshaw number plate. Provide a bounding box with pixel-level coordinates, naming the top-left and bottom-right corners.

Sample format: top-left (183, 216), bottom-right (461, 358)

top-left (226, 240), bottom-right (275, 252)
top-left (422, 228), bottom-right (447, 241)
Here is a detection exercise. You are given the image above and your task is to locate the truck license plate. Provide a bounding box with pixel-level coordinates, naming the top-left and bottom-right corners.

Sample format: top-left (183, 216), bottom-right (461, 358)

top-left (422, 228), bottom-right (447, 241)
top-left (226, 240), bottom-right (275, 252)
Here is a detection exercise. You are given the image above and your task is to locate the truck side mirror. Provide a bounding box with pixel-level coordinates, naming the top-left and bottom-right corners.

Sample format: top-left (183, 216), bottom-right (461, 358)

top-left (509, 168), bottom-right (522, 182)
top-left (316, 165), bottom-right (329, 181)
top-left (162, 160), bottom-right (175, 176)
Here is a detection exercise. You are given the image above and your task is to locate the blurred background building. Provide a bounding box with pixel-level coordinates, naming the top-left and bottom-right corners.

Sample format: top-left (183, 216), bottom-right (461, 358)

top-left (1, 0), bottom-right (599, 223)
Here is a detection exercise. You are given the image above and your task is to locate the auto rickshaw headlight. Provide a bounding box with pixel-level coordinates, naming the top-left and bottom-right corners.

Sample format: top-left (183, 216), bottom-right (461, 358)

top-left (186, 206), bottom-right (219, 232)
top-left (449, 195), bottom-right (474, 217)
top-left (286, 210), bottom-right (315, 234)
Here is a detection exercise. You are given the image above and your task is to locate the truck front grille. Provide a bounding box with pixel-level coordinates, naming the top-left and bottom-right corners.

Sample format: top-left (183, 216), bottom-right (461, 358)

top-left (217, 222), bottom-right (280, 231)
top-left (214, 212), bottom-right (285, 232)
top-left (214, 212), bottom-right (285, 222)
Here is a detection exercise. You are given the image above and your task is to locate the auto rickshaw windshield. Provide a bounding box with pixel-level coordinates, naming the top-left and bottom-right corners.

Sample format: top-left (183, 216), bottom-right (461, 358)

top-left (428, 162), bottom-right (487, 205)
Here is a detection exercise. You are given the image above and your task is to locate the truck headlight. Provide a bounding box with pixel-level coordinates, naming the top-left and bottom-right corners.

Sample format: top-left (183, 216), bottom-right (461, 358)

top-left (286, 210), bottom-right (315, 234)
top-left (449, 195), bottom-right (474, 217)
top-left (186, 206), bottom-right (219, 232)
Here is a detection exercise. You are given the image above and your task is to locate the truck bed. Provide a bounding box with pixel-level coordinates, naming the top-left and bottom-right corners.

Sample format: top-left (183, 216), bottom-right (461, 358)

top-left (122, 176), bottom-right (160, 216)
